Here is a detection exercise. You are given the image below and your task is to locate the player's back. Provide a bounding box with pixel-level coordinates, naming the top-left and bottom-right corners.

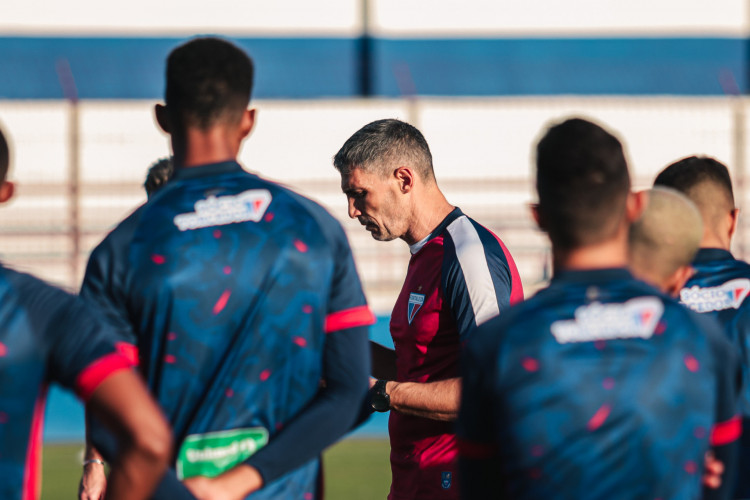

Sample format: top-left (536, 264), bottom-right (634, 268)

top-left (462, 269), bottom-right (735, 500)
top-left (82, 162), bottom-right (367, 497)
top-left (678, 247), bottom-right (750, 497)
top-left (0, 265), bottom-right (130, 500)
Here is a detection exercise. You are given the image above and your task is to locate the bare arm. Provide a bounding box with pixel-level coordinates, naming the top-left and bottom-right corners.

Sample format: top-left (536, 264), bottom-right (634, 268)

top-left (385, 377), bottom-right (460, 422)
top-left (86, 370), bottom-right (172, 500)
top-left (370, 341), bottom-right (397, 380)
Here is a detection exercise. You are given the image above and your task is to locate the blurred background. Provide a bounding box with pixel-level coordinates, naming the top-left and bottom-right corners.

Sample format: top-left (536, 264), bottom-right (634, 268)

top-left (2, 0), bottom-right (750, 498)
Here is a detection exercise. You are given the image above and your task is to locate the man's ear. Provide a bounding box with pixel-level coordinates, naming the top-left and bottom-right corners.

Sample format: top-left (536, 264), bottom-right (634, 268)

top-left (626, 189), bottom-right (648, 223)
top-left (393, 166), bottom-right (415, 193)
top-left (154, 104), bottom-right (171, 134)
top-left (239, 108), bottom-right (256, 140)
top-left (0, 181), bottom-right (15, 204)
top-left (728, 207), bottom-right (740, 242)
top-left (530, 203), bottom-right (545, 231)
top-left (665, 265), bottom-right (695, 298)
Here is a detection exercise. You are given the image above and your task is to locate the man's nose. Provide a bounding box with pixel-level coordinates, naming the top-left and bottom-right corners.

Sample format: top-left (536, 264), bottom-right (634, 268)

top-left (347, 198), bottom-right (361, 219)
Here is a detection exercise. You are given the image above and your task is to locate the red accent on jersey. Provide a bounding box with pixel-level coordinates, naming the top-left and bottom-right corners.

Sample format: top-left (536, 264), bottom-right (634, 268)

top-left (22, 384), bottom-right (47, 500)
top-left (75, 353), bottom-right (133, 401)
top-left (115, 341), bottom-right (139, 366)
top-left (324, 305), bottom-right (376, 333)
top-left (710, 415), bottom-right (742, 446)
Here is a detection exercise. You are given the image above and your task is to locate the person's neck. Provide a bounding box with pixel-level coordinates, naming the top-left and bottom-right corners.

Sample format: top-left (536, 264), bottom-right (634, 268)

top-left (700, 234), bottom-right (731, 251)
top-left (401, 191), bottom-right (454, 246)
top-left (172, 127), bottom-right (240, 168)
top-left (552, 234), bottom-right (629, 274)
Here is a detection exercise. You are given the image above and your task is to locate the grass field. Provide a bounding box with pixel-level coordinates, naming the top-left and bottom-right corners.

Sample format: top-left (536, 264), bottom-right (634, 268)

top-left (41, 438), bottom-right (391, 500)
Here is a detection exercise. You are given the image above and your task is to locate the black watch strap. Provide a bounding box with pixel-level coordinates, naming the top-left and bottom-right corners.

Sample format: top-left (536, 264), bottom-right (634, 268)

top-left (370, 379), bottom-right (390, 412)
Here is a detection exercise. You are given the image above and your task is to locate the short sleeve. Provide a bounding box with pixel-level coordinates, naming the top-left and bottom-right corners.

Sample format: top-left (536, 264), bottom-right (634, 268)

top-left (322, 219), bottom-right (375, 334)
top-left (17, 275), bottom-right (133, 400)
top-left (442, 218), bottom-right (515, 342)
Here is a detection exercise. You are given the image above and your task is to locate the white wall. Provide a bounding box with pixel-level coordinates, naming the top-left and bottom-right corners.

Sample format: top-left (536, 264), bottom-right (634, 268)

top-left (3, 0), bottom-right (747, 37)
top-left (0, 96), bottom-right (747, 311)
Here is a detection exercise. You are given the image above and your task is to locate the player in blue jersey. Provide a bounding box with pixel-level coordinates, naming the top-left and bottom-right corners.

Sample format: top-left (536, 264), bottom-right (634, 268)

top-left (0, 125), bottom-right (172, 500)
top-left (655, 155), bottom-right (750, 497)
top-left (78, 37), bottom-right (373, 500)
top-left (458, 117), bottom-right (741, 499)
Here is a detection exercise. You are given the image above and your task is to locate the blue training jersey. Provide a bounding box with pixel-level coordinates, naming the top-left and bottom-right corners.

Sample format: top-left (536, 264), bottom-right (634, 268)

top-left (81, 161), bottom-right (373, 500)
top-left (458, 268), bottom-right (740, 500)
top-left (0, 265), bottom-right (132, 500)
top-left (679, 247), bottom-right (750, 497)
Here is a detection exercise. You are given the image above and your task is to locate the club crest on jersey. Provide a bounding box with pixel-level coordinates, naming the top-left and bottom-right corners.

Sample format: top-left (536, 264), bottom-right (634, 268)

top-left (407, 293), bottom-right (425, 324)
top-left (550, 297), bottom-right (664, 344)
top-left (680, 278), bottom-right (750, 313)
top-left (174, 189), bottom-right (272, 231)
top-left (441, 471), bottom-right (452, 489)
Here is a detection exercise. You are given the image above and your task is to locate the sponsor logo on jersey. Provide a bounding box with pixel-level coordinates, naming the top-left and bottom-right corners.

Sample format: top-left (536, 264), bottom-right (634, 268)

top-left (679, 278), bottom-right (750, 313)
top-left (176, 427), bottom-right (269, 479)
top-left (441, 471), bottom-right (452, 489)
top-left (407, 293), bottom-right (425, 324)
top-left (173, 189), bottom-right (272, 231)
top-left (550, 297), bottom-right (664, 344)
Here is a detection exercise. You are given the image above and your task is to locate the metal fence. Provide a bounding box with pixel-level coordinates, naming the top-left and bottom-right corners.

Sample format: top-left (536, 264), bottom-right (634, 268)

top-left (0, 96), bottom-right (747, 313)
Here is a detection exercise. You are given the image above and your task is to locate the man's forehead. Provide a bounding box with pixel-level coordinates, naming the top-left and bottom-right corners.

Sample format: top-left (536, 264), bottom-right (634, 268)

top-left (341, 167), bottom-right (373, 190)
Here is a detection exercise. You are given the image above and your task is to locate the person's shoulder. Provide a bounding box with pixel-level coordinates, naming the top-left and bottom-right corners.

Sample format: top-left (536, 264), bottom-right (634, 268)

top-left (0, 264), bottom-right (78, 318)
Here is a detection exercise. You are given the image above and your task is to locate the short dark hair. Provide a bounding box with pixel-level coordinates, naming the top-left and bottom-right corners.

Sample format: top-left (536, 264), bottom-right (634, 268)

top-left (0, 125), bottom-right (8, 182)
top-left (144, 157), bottom-right (174, 198)
top-left (535, 117), bottom-right (631, 249)
top-left (165, 37), bottom-right (254, 130)
top-left (653, 156), bottom-right (734, 206)
top-left (333, 119), bottom-right (435, 182)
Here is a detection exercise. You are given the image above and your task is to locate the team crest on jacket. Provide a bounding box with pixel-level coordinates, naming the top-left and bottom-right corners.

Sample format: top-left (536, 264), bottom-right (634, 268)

top-left (407, 293), bottom-right (425, 324)
top-left (441, 471), bottom-right (452, 489)
top-left (680, 278), bottom-right (750, 313)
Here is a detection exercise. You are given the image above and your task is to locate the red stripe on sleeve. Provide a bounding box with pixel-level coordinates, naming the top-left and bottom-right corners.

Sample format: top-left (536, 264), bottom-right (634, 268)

top-left (710, 415), bottom-right (742, 446)
top-left (115, 341), bottom-right (139, 366)
top-left (75, 353), bottom-right (134, 402)
top-left (324, 305), bottom-right (376, 334)
top-left (457, 438), bottom-right (498, 460)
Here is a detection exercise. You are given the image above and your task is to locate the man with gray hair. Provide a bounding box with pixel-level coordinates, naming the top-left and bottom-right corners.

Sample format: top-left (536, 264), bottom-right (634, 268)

top-left (334, 118), bottom-right (523, 500)
top-left (629, 187), bottom-right (703, 296)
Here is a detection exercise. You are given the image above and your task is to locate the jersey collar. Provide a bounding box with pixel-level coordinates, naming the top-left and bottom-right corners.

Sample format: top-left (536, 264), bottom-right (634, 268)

top-left (172, 160), bottom-right (245, 180)
top-left (409, 207), bottom-right (464, 254)
top-left (693, 248), bottom-right (734, 264)
top-left (551, 267), bottom-right (633, 285)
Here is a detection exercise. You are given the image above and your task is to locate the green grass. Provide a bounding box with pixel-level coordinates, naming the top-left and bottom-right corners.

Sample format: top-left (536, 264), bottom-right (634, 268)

top-left (41, 438), bottom-right (391, 500)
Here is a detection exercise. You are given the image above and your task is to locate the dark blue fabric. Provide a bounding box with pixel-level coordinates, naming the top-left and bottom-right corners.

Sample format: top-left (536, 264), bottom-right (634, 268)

top-left (0, 266), bottom-right (121, 500)
top-left (459, 269), bottom-right (740, 499)
top-left (681, 248), bottom-right (750, 498)
top-left (81, 161), bottom-right (371, 499)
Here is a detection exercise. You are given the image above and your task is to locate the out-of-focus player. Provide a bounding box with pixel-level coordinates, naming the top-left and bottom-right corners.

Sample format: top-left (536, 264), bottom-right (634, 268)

top-left (334, 119), bottom-right (523, 499)
top-left (144, 156), bottom-right (173, 198)
top-left (458, 117), bottom-right (741, 499)
top-left (0, 124), bottom-right (172, 500)
top-left (655, 155), bottom-right (750, 497)
top-left (629, 187), bottom-right (702, 296)
top-left (79, 37), bottom-right (373, 500)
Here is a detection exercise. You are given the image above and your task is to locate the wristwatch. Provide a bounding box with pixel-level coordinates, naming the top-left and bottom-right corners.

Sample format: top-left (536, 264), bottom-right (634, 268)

top-left (370, 379), bottom-right (391, 412)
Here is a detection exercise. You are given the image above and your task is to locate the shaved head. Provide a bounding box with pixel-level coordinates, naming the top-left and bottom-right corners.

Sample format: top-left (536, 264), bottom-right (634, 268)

top-left (654, 156), bottom-right (735, 248)
top-left (629, 187), bottom-right (702, 288)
